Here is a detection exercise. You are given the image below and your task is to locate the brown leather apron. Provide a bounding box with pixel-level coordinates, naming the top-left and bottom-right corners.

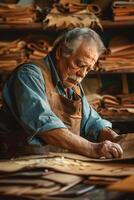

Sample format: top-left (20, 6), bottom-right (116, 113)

top-left (36, 58), bottom-right (82, 135)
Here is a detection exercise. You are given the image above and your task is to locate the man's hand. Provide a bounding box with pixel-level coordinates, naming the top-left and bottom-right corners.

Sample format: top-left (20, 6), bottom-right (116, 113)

top-left (92, 140), bottom-right (123, 159)
top-left (96, 128), bottom-right (124, 158)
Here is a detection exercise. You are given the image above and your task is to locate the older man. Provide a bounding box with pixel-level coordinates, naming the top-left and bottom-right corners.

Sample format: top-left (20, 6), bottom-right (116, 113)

top-left (0, 28), bottom-right (123, 158)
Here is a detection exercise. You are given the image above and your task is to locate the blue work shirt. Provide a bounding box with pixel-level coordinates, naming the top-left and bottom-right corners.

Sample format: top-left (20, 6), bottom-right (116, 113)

top-left (1, 54), bottom-right (112, 145)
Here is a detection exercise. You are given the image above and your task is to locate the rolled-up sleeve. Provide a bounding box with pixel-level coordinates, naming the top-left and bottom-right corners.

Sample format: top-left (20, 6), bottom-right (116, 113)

top-left (81, 95), bottom-right (112, 142)
top-left (3, 64), bottom-right (67, 138)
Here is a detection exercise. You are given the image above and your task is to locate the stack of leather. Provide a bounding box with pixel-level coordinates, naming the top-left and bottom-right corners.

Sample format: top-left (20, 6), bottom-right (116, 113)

top-left (0, 39), bottom-right (27, 72)
top-left (27, 39), bottom-right (52, 60)
top-left (100, 94), bottom-right (121, 118)
top-left (98, 35), bottom-right (134, 72)
top-left (0, 38), bottom-right (53, 72)
top-left (0, 168), bottom-right (83, 198)
top-left (108, 175), bottom-right (134, 193)
top-left (119, 93), bottom-right (134, 108)
top-left (0, 3), bottom-right (37, 24)
top-left (43, 3), bottom-right (102, 30)
top-left (99, 94), bottom-right (134, 119)
top-left (60, 0), bottom-right (81, 3)
top-left (56, 2), bottom-right (101, 16)
top-left (86, 93), bottom-right (134, 119)
top-left (102, 94), bottom-right (120, 108)
top-left (0, 134), bottom-right (134, 199)
top-left (108, 133), bottom-right (134, 193)
top-left (112, 1), bottom-right (134, 21)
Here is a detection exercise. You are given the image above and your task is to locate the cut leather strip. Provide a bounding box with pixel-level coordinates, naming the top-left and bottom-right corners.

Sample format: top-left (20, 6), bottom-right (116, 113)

top-left (0, 161), bottom-right (26, 173)
top-left (13, 156), bottom-right (134, 176)
top-left (21, 185), bottom-right (61, 196)
top-left (0, 179), bottom-right (56, 187)
top-left (108, 175), bottom-right (134, 192)
top-left (43, 172), bottom-right (83, 185)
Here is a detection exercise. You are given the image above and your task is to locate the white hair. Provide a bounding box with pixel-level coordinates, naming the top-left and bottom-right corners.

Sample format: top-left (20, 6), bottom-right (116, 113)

top-left (53, 28), bottom-right (106, 57)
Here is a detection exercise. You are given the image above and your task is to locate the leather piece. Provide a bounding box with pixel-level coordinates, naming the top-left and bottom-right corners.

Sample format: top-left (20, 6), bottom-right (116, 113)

top-left (27, 40), bottom-right (52, 60)
top-left (91, 93), bottom-right (134, 119)
top-left (118, 134), bottom-right (134, 159)
top-left (0, 40), bottom-right (26, 72)
top-left (44, 172), bottom-right (83, 185)
top-left (0, 185), bottom-right (61, 196)
top-left (54, 2), bottom-right (101, 15)
top-left (0, 179), bottom-right (56, 187)
top-left (0, 161), bottom-right (26, 172)
top-left (108, 175), bottom-right (134, 192)
top-left (35, 158), bottom-right (134, 177)
top-left (43, 5), bottom-right (102, 30)
top-left (0, 39), bottom-right (52, 72)
top-left (98, 35), bottom-right (134, 73)
top-left (112, 1), bottom-right (134, 21)
top-left (2, 156), bottom-right (133, 176)
top-left (0, 153), bottom-right (133, 198)
top-left (0, 3), bottom-right (37, 24)
top-left (0, 162), bottom-right (83, 197)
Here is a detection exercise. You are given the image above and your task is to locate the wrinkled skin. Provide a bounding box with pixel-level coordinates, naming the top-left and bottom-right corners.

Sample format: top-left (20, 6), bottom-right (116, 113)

top-left (94, 140), bottom-right (123, 159)
top-left (96, 127), bottom-right (124, 159)
top-left (55, 41), bottom-right (99, 88)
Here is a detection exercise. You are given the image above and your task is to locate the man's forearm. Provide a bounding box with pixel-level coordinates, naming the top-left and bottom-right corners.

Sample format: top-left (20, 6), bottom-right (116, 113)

top-left (38, 128), bottom-right (123, 159)
top-left (38, 128), bottom-right (97, 157)
top-left (98, 127), bottom-right (119, 142)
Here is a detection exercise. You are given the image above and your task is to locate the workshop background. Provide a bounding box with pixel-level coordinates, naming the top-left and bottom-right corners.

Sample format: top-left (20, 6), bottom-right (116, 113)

top-left (0, 0), bottom-right (134, 200)
top-left (0, 0), bottom-right (134, 133)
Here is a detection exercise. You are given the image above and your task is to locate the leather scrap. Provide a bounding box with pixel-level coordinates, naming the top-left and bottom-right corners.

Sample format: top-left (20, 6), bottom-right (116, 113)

top-left (108, 175), bottom-right (134, 192)
top-left (44, 172), bottom-right (83, 185)
top-left (43, 5), bottom-right (102, 30)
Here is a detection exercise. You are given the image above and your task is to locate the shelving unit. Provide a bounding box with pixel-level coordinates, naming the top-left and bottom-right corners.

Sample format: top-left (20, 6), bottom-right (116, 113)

top-left (85, 19), bottom-right (134, 133)
top-left (0, 20), bottom-right (134, 29)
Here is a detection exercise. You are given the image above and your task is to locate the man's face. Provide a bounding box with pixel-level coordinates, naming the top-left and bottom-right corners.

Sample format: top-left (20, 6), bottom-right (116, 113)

top-left (56, 41), bottom-right (99, 88)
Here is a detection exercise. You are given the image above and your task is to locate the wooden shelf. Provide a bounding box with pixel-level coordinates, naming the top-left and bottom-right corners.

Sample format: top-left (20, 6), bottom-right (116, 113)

top-left (0, 20), bottom-right (134, 31)
top-left (86, 71), bottom-right (134, 76)
top-left (103, 116), bottom-right (134, 123)
top-left (0, 23), bottom-right (43, 30)
top-left (101, 20), bottom-right (134, 29)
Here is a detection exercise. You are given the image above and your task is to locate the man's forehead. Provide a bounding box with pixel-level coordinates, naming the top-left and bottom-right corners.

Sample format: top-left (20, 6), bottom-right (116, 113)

top-left (76, 43), bottom-right (98, 58)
